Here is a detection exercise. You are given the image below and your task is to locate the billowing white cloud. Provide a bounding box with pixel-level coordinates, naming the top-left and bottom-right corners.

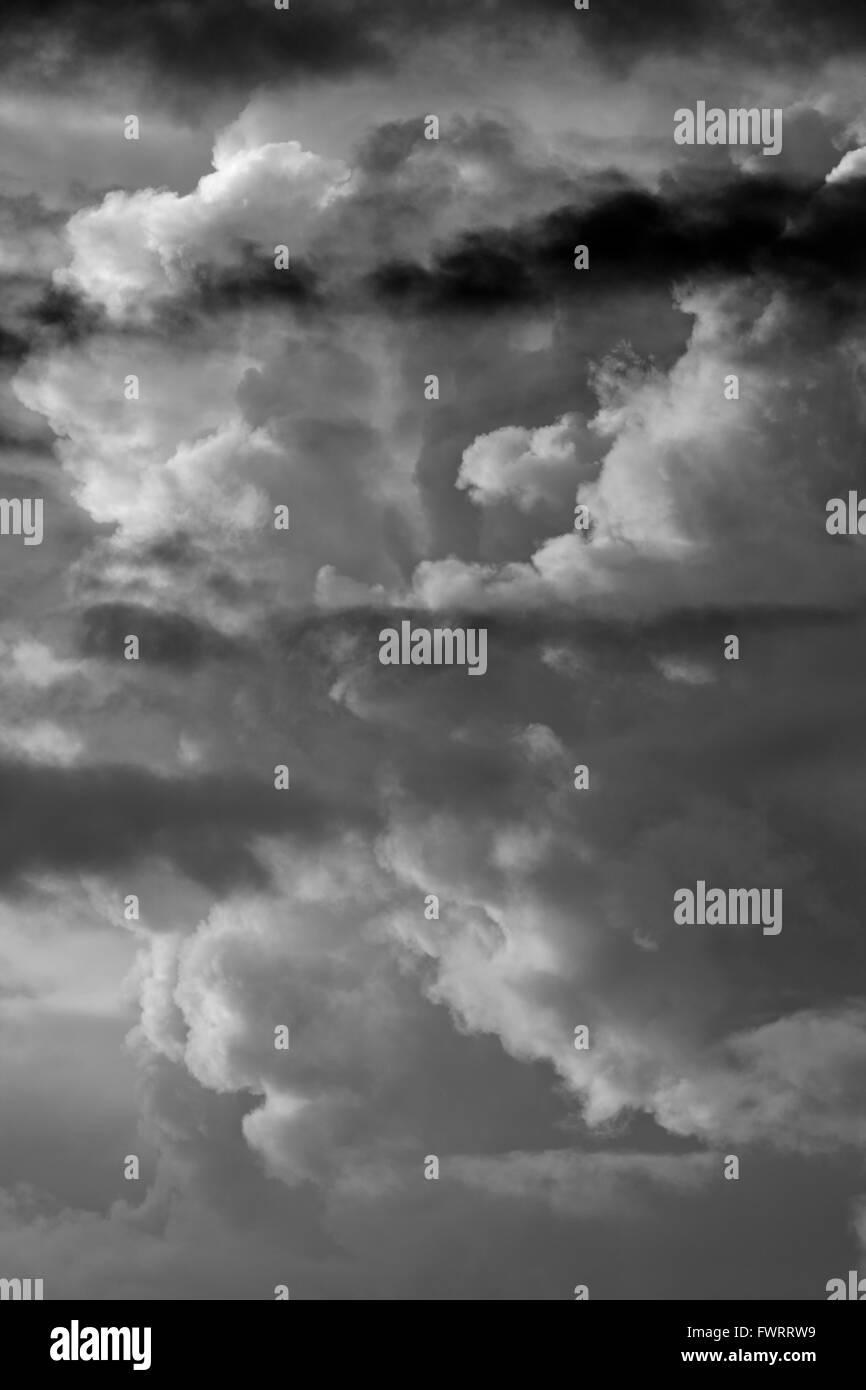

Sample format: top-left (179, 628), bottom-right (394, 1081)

top-left (56, 141), bottom-right (351, 321)
top-left (457, 414), bottom-right (597, 514)
top-left (825, 147), bottom-right (866, 183)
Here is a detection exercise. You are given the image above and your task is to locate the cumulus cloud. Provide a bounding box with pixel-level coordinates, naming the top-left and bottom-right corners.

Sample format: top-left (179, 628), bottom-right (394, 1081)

top-left (457, 414), bottom-right (598, 516)
top-left (383, 278), bottom-right (866, 620)
top-left (57, 142), bottom-right (351, 322)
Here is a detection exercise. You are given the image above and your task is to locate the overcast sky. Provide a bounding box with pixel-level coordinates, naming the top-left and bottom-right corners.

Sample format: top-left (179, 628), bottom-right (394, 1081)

top-left (1, 0), bottom-right (866, 1299)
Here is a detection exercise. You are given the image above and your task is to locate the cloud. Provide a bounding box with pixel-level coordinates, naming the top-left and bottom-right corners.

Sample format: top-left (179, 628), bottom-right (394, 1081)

top-left (382, 274), bottom-right (866, 620)
top-left (655, 1008), bottom-right (866, 1152)
top-left (826, 147), bottom-right (866, 184)
top-left (77, 605), bottom-right (245, 668)
top-left (56, 142), bottom-right (350, 322)
top-left (0, 719), bottom-right (83, 766)
top-left (457, 414), bottom-right (599, 516)
top-left (3, 26), bottom-right (866, 1303)
top-left (4, 0), bottom-right (866, 108)
top-left (0, 760), bottom-right (373, 891)
top-left (449, 1148), bottom-right (716, 1217)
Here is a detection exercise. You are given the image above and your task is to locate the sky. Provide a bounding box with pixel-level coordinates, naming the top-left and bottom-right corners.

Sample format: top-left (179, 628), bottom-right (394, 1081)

top-left (1, 0), bottom-right (866, 1300)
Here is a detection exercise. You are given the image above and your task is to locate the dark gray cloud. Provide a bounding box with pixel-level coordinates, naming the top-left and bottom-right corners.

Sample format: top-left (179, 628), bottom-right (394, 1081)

top-left (77, 602), bottom-right (246, 668)
top-left (0, 758), bottom-right (376, 891)
top-left (371, 172), bottom-right (866, 317)
top-left (4, 0), bottom-right (866, 98)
